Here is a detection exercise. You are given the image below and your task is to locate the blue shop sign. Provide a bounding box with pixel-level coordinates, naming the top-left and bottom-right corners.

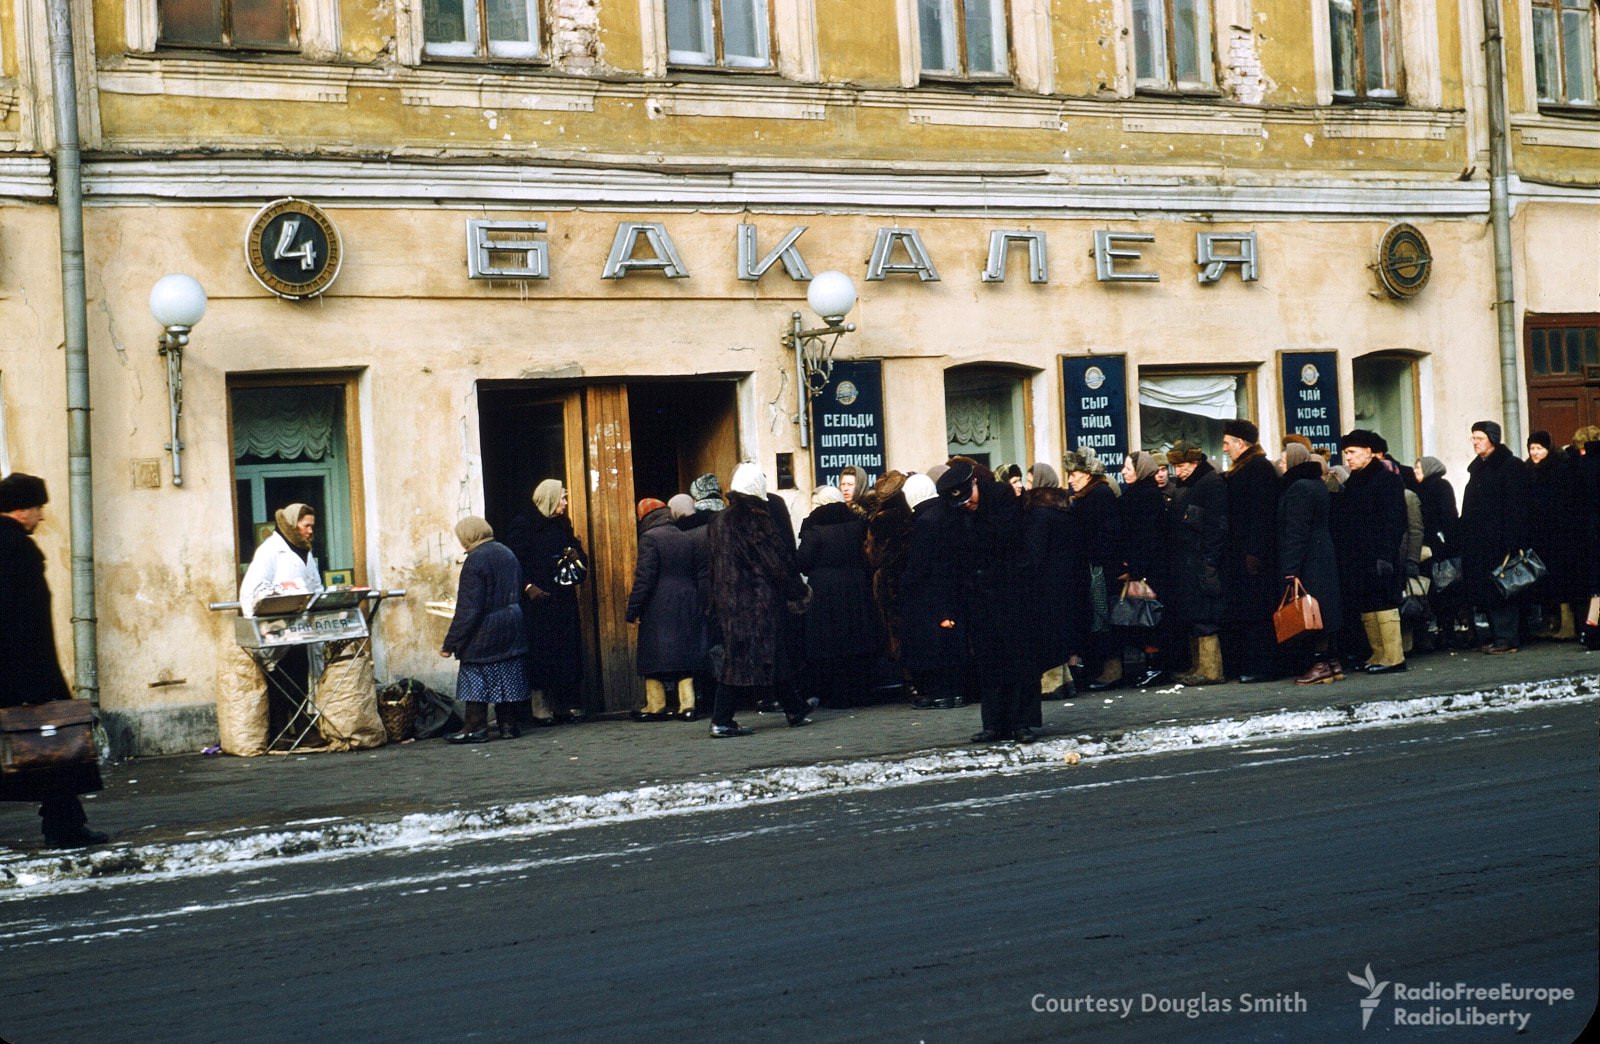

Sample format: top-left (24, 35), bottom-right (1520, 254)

top-left (1279, 351), bottom-right (1341, 457)
top-left (811, 359), bottom-right (886, 489)
top-left (1060, 355), bottom-right (1128, 470)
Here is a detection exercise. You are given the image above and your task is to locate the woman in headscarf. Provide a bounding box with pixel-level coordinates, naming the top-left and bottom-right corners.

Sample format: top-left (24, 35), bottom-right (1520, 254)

top-left (797, 484), bottom-right (881, 708)
top-left (836, 465), bottom-right (871, 515)
top-left (239, 503), bottom-right (325, 739)
top-left (504, 478), bottom-right (590, 724)
top-left (1065, 449), bottom-right (1122, 690)
top-left (1277, 443), bottom-right (1345, 684)
top-left (440, 517), bottom-right (527, 743)
top-left (1114, 451), bottom-right (1172, 688)
top-left (1525, 430), bottom-right (1587, 640)
top-left (625, 496), bottom-right (710, 721)
top-left (1019, 463), bottom-right (1076, 698)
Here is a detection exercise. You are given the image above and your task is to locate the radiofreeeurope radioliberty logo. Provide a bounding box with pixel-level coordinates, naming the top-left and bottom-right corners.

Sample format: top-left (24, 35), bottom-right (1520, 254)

top-left (1347, 964), bottom-right (1389, 1029)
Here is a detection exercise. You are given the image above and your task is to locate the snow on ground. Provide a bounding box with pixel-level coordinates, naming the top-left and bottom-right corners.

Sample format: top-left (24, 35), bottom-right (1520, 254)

top-left (1, 674), bottom-right (1594, 897)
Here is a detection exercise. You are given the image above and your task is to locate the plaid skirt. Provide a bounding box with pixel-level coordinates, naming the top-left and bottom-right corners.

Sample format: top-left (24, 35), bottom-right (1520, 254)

top-left (456, 658), bottom-right (526, 704)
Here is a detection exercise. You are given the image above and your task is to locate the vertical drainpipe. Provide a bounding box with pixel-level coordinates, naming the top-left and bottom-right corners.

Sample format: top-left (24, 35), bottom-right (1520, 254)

top-left (47, 0), bottom-right (98, 709)
top-left (1480, 0), bottom-right (1523, 449)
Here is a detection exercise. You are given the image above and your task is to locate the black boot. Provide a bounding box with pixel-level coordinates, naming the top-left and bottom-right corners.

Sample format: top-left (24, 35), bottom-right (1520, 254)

top-left (448, 703), bottom-right (490, 744)
top-left (496, 705), bottom-right (522, 739)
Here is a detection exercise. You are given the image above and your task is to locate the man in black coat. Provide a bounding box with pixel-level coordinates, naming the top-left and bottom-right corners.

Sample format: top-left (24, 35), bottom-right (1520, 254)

top-left (1332, 430), bottom-right (1408, 672)
top-left (900, 473), bottom-right (967, 710)
top-left (1167, 442), bottom-right (1228, 686)
top-left (0, 473), bottom-right (106, 847)
top-left (1459, 420), bottom-right (1531, 653)
top-left (1219, 419), bottom-right (1281, 682)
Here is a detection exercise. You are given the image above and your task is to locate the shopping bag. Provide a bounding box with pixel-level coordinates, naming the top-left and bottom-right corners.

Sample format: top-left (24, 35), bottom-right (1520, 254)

top-left (1491, 549), bottom-right (1546, 599)
top-left (1109, 579), bottom-right (1164, 628)
top-left (1400, 575), bottom-right (1432, 626)
top-left (1430, 556), bottom-right (1462, 591)
top-left (0, 700), bottom-right (97, 776)
top-left (1273, 578), bottom-right (1323, 644)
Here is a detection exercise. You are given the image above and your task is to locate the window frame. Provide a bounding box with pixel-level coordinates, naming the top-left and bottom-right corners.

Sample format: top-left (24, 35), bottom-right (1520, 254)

top-left (156, 0), bottom-right (301, 53)
top-left (1134, 363), bottom-right (1259, 467)
top-left (918, 0), bottom-right (1013, 82)
top-left (1530, 0), bottom-right (1599, 109)
top-left (1129, 0), bottom-right (1218, 95)
top-left (665, 0), bottom-right (778, 71)
top-left (1328, 0), bottom-right (1404, 103)
top-left (422, 0), bottom-right (547, 62)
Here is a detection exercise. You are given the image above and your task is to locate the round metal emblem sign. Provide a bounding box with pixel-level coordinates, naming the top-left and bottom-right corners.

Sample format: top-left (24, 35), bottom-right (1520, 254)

top-left (835, 381), bottom-right (859, 406)
top-left (1084, 366), bottom-right (1106, 391)
top-left (245, 198), bottom-right (342, 300)
top-left (1376, 223), bottom-right (1432, 300)
top-left (1300, 363), bottom-right (1319, 387)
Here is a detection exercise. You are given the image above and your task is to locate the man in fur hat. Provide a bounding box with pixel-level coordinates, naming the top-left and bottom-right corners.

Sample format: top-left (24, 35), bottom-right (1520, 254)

top-left (1165, 443), bottom-right (1228, 685)
top-left (1459, 420), bottom-right (1531, 654)
top-left (0, 473), bottom-right (107, 847)
top-left (1332, 429), bottom-right (1409, 673)
top-left (1220, 419), bottom-right (1281, 682)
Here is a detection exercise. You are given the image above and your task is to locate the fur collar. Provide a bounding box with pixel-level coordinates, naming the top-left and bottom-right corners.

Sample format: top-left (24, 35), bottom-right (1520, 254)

top-left (1022, 485), bottom-right (1072, 512)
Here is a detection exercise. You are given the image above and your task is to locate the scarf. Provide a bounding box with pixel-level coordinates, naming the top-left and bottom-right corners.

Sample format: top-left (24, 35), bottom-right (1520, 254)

top-left (275, 503), bottom-right (313, 552)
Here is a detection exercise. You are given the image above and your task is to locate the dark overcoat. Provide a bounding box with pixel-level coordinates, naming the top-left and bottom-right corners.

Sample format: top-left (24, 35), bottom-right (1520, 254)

top-left (864, 492), bottom-right (914, 660)
top-left (0, 516), bottom-right (103, 804)
top-left (1117, 475), bottom-right (1170, 596)
top-left (1459, 444), bottom-right (1531, 604)
top-left (708, 492), bottom-right (808, 687)
top-left (503, 509), bottom-right (589, 687)
top-left (1415, 472), bottom-right (1459, 557)
top-left (1579, 440), bottom-right (1600, 594)
top-left (1276, 461), bottom-right (1344, 633)
top-left (898, 498), bottom-right (966, 673)
top-left (1332, 461), bottom-right (1407, 614)
top-left (1526, 455), bottom-right (1589, 602)
top-left (626, 508), bottom-right (710, 676)
top-left (442, 540), bottom-right (527, 663)
top-left (796, 502), bottom-right (882, 660)
top-left (1168, 460), bottom-right (1228, 627)
top-left (964, 477), bottom-right (1027, 681)
top-left (1019, 485), bottom-right (1076, 672)
top-left (1222, 445), bottom-right (1281, 619)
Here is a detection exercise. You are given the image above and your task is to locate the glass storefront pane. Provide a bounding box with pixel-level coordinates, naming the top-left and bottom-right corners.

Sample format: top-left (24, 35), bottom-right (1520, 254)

top-left (919, 0), bottom-right (957, 73)
top-left (963, 0), bottom-right (1007, 75)
top-left (667, 0), bottom-right (714, 63)
top-left (1351, 354), bottom-right (1417, 465)
top-left (721, 0), bottom-right (771, 66)
top-left (1174, 0), bottom-right (1213, 86)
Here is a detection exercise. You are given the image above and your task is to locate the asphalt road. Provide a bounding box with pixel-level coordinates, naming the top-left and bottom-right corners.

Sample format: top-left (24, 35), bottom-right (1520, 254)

top-left (3, 702), bottom-right (1595, 1043)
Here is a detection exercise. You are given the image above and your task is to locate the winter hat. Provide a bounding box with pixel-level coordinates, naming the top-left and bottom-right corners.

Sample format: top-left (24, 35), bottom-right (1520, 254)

top-left (729, 462), bottom-right (768, 499)
top-left (533, 478), bottom-right (566, 518)
top-left (924, 462), bottom-right (950, 485)
top-left (1310, 453), bottom-right (1330, 476)
top-left (1281, 433), bottom-right (1313, 452)
top-left (936, 457), bottom-right (976, 503)
top-left (1282, 442), bottom-right (1310, 470)
top-left (995, 463), bottom-right (1022, 485)
top-left (689, 473), bottom-right (722, 503)
top-left (1028, 462), bottom-right (1060, 489)
top-left (1061, 449), bottom-right (1088, 475)
top-left (1222, 419), bottom-right (1259, 444)
top-left (811, 484), bottom-right (844, 508)
top-left (1527, 430), bottom-right (1553, 451)
top-left (1370, 431), bottom-right (1390, 455)
top-left (0, 472), bottom-right (48, 512)
top-left (1166, 440), bottom-right (1205, 466)
top-left (635, 497), bottom-right (667, 521)
top-left (1339, 429), bottom-right (1382, 451)
top-left (1471, 419), bottom-right (1502, 446)
top-left (1081, 447), bottom-right (1108, 476)
top-left (1416, 456), bottom-right (1446, 480)
top-left (1126, 450), bottom-right (1160, 482)
top-left (454, 515), bottom-right (494, 553)
top-left (667, 494), bottom-right (696, 520)
top-left (903, 473), bottom-right (937, 510)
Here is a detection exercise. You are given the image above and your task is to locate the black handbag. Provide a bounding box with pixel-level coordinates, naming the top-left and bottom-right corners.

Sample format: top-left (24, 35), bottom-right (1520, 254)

top-left (1491, 549), bottom-right (1547, 599)
top-left (1430, 556), bottom-right (1463, 591)
top-left (1109, 579), bottom-right (1164, 629)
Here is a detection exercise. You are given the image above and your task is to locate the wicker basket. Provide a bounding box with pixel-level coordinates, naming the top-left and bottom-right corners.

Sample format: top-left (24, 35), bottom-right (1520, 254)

top-left (376, 690), bottom-right (416, 744)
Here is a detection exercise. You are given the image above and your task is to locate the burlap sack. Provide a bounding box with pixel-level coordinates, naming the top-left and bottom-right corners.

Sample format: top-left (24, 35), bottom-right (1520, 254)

top-left (316, 651), bottom-right (386, 751)
top-left (217, 647), bottom-right (269, 757)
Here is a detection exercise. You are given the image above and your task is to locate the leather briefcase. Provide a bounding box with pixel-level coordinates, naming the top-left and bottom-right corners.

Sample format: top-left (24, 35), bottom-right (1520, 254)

top-left (0, 700), bottom-right (98, 776)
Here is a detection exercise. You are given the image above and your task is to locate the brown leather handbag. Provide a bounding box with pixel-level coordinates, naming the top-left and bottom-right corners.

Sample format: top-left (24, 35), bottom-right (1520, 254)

top-left (0, 700), bottom-right (97, 776)
top-left (1273, 578), bottom-right (1324, 644)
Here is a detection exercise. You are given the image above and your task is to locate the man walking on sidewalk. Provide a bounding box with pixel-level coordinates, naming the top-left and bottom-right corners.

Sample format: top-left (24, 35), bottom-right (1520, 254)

top-left (0, 473), bottom-right (107, 848)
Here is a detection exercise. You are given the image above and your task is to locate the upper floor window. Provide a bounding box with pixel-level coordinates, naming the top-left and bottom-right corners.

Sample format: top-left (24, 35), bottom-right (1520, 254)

top-left (1131, 0), bottom-right (1215, 92)
top-left (666, 0), bottom-right (772, 68)
top-left (1329, 0), bottom-right (1401, 100)
top-left (1532, 0), bottom-right (1597, 107)
top-left (919, 0), bottom-right (1010, 79)
top-left (424, 0), bottom-right (544, 59)
top-left (158, 0), bottom-right (297, 50)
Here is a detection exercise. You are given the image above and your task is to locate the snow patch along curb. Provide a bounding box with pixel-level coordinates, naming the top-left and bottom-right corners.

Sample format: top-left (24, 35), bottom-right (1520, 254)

top-left (3, 674), bottom-right (1595, 895)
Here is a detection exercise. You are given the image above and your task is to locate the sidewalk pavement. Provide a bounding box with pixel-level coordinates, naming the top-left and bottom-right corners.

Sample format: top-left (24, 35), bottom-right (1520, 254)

top-left (3, 643), bottom-right (1596, 855)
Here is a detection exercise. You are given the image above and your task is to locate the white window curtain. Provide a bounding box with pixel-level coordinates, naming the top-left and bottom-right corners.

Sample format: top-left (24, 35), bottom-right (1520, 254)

top-left (1137, 375), bottom-right (1239, 420)
top-left (232, 387), bottom-right (339, 461)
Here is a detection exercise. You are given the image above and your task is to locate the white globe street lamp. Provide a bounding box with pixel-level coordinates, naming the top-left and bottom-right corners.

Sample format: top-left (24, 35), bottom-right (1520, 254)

top-left (149, 274), bottom-right (208, 486)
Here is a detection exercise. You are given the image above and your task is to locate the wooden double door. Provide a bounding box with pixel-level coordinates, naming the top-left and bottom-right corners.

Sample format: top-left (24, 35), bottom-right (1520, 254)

top-left (1526, 316), bottom-right (1600, 444)
top-left (478, 380), bottom-right (740, 713)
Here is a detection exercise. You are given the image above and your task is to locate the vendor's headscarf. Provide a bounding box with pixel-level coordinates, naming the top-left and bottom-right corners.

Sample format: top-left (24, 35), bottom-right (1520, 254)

top-left (533, 479), bottom-right (566, 518)
top-left (1028, 462), bottom-right (1060, 489)
top-left (730, 462), bottom-right (768, 499)
top-left (455, 515), bottom-right (494, 553)
top-left (667, 494), bottom-right (696, 520)
top-left (275, 503), bottom-right (314, 550)
top-left (1125, 451), bottom-right (1160, 483)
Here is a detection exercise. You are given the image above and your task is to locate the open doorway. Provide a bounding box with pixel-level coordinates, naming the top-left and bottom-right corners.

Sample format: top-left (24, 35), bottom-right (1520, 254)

top-left (628, 381), bottom-right (741, 502)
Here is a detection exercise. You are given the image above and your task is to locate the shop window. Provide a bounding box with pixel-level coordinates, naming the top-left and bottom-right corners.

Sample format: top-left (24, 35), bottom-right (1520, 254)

top-left (1529, 321), bottom-right (1600, 377)
top-left (1351, 353), bottom-right (1419, 465)
top-left (1532, 0), bottom-right (1598, 108)
top-left (424, 0), bottom-right (544, 60)
top-left (1137, 370), bottom-right (1253, 468)
top-left (158, 0), bottom-right (298, 50)
top-left (230, 382), bottom-right (359, 584)
top-left (667, 0), bottom-right (773, 69)
top-left (919, 0), bottom-right (1010, 79)
top-left (944, 367), bottom-right (1029, 471)
top-left (1131, 0), bottom-right (1215, 92)
top-left (1328, 0), bottom-right (1402, 101)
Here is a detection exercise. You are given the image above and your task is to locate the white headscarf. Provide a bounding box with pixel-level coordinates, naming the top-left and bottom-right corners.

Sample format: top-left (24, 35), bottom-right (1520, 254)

top-left (729, 462), bottom-right (768, 499)
top-left (903, 473), bottom-right (937, 510)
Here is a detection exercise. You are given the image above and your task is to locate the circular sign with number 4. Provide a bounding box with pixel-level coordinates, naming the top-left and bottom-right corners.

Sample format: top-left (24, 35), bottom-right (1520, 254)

top-left (245, 198), bottom-right (343, 300)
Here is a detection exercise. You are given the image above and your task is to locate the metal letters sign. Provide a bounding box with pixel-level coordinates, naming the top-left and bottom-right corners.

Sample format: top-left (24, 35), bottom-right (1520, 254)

top-left (1061, 355), bottom-right (1129, 470)
top-left (810, 359), bottom-right (886, 490)
top-left (1279, 351), bottom-right (1341, 457)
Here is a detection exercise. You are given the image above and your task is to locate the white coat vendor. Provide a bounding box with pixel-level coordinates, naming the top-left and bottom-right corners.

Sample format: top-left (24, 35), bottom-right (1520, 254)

top-left (239, 504), bottom-right (325, 735)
